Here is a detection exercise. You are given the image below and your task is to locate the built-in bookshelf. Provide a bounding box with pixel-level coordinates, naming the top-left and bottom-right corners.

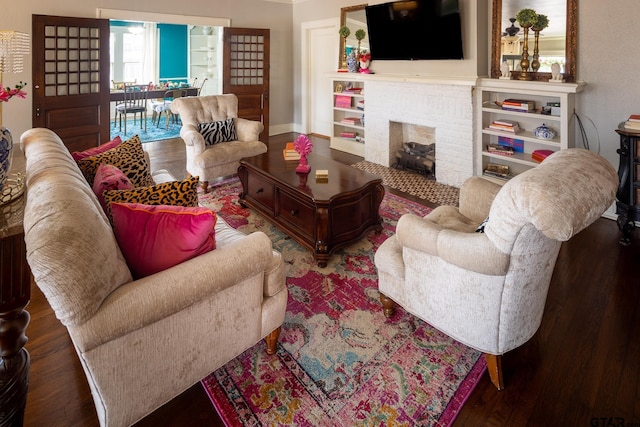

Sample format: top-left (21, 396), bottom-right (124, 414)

top-left (330, 75), bottom-right (365, 156)
top-left (188, 25), bottom-right (221, 96)
top-left (475, 78), bottom-right (585, 184)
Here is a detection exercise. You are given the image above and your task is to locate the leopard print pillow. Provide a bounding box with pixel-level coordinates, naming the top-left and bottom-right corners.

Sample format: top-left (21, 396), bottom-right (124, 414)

top-left (77, 135), bottom-right (154, 188)
top-left (102, 176), bottom-right (200, 223)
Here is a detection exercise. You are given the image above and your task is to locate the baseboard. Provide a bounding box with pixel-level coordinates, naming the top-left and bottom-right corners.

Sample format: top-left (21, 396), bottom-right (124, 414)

top-left (269, 123), bottom-right (295, 136)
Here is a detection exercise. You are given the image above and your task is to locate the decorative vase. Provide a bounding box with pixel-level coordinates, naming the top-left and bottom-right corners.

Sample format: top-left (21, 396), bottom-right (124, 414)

top-left (534, 123), bottom-right (557, 139)
top-left (347, 51), bottom-right (359, 73)
top-left (0, 127), bottom-right (14, 192)
top-left (296, 155), bottom-right (311, 174)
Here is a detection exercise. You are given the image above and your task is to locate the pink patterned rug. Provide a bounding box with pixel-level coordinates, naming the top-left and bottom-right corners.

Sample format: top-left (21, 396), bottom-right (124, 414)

top-left (199, 178), bottom-right (486, 426)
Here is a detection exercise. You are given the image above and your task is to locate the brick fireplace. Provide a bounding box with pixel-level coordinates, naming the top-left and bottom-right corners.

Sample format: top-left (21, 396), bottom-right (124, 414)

top-left (363, 76), bottom-right (477, 187)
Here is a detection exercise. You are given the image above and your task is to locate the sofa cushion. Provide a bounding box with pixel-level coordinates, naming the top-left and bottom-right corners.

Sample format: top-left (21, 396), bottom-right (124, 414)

top-left (102, 175), bottom-right (199, 222)
top-left (92, 164), bottom-right (134, 212)
top-left (198, 118), bottom-right (237, 146)
top-left (111, 202), bottom-right (217, 278)
top-left (76, 135), bottom-right (155, 188)
top-left (71, 136), bottom-right (122, 161)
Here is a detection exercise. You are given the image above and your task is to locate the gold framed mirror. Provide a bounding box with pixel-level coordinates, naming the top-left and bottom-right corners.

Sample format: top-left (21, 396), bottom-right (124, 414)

top-left (338, 4), bottom-right (369, 70)
top-left (491, 0), bottom-right (577, 82)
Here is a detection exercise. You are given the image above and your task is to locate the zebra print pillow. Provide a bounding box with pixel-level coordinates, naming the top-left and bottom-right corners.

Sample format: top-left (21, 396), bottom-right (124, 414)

top-left (198, 118), bottom-right (237, 146)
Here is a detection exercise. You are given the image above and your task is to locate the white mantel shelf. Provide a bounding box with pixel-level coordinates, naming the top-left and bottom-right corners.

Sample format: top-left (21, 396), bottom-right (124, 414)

top-left (328, 72), bottom-right (477, 87)
top-left (477, 77), bottom-right (586, 94)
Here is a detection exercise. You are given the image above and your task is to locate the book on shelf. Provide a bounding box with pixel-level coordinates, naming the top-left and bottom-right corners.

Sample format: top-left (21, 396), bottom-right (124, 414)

top-left (627, 114), bottom-right (640, 122)
top-left (342, 87), bottom-right (362, 94)
top-left (486, 144), bottom-right (514, 156)
top-left (502, 98), bottom-right (535, 111)
top-left (334, 95), bottom-right (351, 109)
top-left (341, 117), bottom-right (362, 125)
top-left (483, 163), bottom-right (510, 178)
top-left (488, 119), bottom-right (520, 133)
top-left (532, 149), bottom-right (554, 163)
top-left (340, 131), bottom-right (357, 139)
top-left (282, 142), bottom-right (301, 160)
top-left (356, 99), bottom-right (365, 110)
top-left (497, 135), bottom-right (524, 153)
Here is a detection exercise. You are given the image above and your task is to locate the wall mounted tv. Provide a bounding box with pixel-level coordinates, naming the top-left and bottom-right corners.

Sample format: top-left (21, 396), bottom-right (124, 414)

top-left (365, 0), bottom-right (464, 61)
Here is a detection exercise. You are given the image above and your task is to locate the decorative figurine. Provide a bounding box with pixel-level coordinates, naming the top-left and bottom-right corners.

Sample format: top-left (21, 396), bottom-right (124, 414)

top-left (500, 60), bottom-right (511, 79)
top-left (549, 62), bottom-right (564, 82)
top-left (294, 134), bottom-right (313, 173)
top-left (359, 52), bottom-right (371, 74)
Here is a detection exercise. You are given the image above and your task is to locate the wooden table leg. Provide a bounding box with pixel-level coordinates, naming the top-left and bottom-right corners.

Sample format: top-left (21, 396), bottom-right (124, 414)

top-left (0, 231), bottom-right (32, 426)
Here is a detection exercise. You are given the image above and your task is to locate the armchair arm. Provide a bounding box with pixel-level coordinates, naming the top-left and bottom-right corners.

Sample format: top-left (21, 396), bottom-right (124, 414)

top-left (72, 232), bottom-right (277, 352)
top-left (458, 177), bottom-right (502, 223)
top-left (180, 124), bottom-right (207, 155)
top-left (236, 118), bottom-right (264, 141)
top-left (396, 213), bottom-right (510, 276)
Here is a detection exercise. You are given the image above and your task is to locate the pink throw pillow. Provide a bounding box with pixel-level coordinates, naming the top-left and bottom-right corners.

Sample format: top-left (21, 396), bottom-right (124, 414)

top-left (111, 202), bottom-right (217, 279)
top-left (72, 136), bottom-right (123, 161)
top-left (92, 164), bottom-right (134, 212)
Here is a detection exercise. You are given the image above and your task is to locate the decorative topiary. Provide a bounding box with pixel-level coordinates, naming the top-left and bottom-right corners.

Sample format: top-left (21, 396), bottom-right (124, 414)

top-left (516, 8), bottom-right (538, 28)
top-left (532, 14), bottom-right (549, 31)
top-left (355, 29), bottom-right (366, 41)
top-left (339, 26), bottom-right (351, 38)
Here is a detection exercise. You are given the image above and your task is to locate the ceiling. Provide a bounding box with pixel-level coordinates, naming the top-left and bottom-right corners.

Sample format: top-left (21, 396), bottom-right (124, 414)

top-left (501, 1), bottom-right (566, 38)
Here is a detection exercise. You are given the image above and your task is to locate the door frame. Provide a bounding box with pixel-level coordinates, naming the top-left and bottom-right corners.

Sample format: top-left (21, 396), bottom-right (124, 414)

top-left (300, 18), bottom-right (338, 135)
top-left (96, 9), bottom-right (230, 28)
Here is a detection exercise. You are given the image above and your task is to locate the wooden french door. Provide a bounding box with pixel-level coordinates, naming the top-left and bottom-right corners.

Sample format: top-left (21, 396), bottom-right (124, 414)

top-left (223, 28), bottom-right (270, 143)
top-left (32, 15), bottom-right (111, 152)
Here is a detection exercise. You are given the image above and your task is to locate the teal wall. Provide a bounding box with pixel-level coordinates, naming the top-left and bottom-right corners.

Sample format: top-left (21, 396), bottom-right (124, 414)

top-left (158, 24), bottom-right (188, 83)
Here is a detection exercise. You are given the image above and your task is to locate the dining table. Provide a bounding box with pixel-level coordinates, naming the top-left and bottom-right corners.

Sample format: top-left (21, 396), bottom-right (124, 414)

top-left (109, 86), bottom-right (199, 102)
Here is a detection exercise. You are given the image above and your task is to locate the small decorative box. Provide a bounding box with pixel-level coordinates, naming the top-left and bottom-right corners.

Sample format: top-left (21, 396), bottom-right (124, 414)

top-left (335, 95), bottom-right (351, 109)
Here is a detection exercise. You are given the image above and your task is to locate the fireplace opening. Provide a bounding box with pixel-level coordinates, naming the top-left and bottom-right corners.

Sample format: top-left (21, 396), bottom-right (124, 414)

top-left (388, 121), bottom-right (436, 177)
top-left (393, 142), bottom-right (435, 176)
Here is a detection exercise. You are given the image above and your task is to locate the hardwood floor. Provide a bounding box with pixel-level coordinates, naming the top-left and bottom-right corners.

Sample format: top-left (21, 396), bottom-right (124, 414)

top-left (20, 134), bottom-right (640, 426)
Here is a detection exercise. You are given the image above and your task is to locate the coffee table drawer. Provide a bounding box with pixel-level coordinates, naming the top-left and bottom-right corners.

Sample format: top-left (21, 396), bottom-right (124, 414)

top-left (278, 191), bottom-right (315, 238)
top-left (246, 173), bottom-right (275, 212)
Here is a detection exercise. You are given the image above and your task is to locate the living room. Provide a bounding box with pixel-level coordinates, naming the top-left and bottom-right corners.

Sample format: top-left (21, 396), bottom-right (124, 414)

top-left (3, 0), bottom-right (640, 426)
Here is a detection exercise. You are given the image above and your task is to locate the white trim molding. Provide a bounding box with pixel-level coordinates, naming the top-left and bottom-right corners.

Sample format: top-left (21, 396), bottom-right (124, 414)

top-left (96, 9), bottom-right (231, 27)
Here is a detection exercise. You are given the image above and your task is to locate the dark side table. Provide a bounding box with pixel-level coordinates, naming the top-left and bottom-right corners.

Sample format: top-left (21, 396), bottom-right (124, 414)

top-left (0, 176), bottom-right (31, 426)
top-left (615, 126), bottom-right (640, 245)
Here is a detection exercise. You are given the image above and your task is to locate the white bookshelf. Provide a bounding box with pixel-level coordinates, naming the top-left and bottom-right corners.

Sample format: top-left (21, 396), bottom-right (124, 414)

top-left (329, 74), bottom-right (366, 157)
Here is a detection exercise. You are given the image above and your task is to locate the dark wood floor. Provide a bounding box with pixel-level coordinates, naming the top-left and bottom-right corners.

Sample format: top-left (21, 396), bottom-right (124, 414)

top-left (20, 134), bottom-right (640, 426)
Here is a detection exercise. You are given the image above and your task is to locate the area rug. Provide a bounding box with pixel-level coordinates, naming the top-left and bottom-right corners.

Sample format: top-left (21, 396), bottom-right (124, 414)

top-left (199, 178), bottom-right (486, 426)
top-left (110, 117), bottom-right (181, 143)
top-left (351, 160), bottom-right (460, 208)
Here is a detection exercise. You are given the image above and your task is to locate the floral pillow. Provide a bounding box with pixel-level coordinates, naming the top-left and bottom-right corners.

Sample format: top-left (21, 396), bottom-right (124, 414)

top-left (198, 118), bottom-right (237, 146)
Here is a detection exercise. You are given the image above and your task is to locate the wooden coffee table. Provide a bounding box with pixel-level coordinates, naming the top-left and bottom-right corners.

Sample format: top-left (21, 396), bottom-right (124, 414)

top-left (238, 148), bottom-right (384, 267)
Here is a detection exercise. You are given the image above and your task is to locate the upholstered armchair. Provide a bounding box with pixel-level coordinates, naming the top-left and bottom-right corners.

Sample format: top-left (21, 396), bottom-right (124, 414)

top-left (171, 94), bottom-right (267, 192)
top-left (374, 149), bottom-right (618, 390)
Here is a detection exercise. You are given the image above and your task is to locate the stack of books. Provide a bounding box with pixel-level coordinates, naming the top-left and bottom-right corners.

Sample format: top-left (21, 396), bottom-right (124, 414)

top-left (341, 117), bottom-right (362, 126)
top-left (315, 169), bottom-right (329, 183)
top-left (623, 114), bottom-right (640, 131)
top-left (532, 149), bottom-right (554, 162)
top-left (488, 119), bottom-right (521, 134)
top-left (282, 142), bottom-right (301, 160)
top-left (486, 144), bottom-right (514, 156)
top-left (342, 87), bottom-right (362, 94)
top-left (340, 131), bottom-right (357, 139)
top-left (483, 163), bottom-right (511, 179)
top-left (501, 99), bottom-right (535, 112)
top-left (497, 135), bottom-right (524, 152)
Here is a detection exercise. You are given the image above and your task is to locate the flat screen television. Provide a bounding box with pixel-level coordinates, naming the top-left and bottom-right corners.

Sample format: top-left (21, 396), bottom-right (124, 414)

top-left (365, 0), bottom-right (464, 61)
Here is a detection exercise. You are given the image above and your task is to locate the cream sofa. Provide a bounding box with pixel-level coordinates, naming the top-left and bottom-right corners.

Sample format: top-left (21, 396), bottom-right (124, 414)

top-left (21, 128), bottom-right (288, 427)
top-left (170, 94), bottom-right (267, 192)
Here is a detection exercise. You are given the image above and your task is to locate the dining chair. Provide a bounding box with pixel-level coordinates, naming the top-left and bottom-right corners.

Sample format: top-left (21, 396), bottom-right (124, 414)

top-left (114, 82), bottom-right (151, 135)
top-left (149, 89), bottom-right (187, 129)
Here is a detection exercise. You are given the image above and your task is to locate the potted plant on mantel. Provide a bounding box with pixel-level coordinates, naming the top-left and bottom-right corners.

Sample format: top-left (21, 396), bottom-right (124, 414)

top-left (531, 14), bottom-right (549, 73)
top-left (515, 8), bottom-right (538, 80)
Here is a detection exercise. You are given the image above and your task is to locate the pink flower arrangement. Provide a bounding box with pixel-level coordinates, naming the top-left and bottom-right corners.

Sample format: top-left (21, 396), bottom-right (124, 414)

top-left (0, 81), bottom-right (28, 103)
top-left (359, 53), bottom-right (371, 63)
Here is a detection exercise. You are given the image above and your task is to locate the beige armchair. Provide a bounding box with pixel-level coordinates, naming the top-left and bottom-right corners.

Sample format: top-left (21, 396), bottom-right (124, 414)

top-left (374, 149), bottom-right (618, 390)
top-left (171, 94), bottom-right (267, 192)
